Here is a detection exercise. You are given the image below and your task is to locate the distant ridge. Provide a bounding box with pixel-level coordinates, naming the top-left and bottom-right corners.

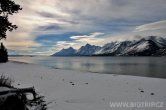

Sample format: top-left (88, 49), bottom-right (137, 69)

top-left (76, 44), bottom-right (101, 56)
top-left (52, 47), bottom-right (77, 56)
top-left (52, 36), bottom-right (166, 56)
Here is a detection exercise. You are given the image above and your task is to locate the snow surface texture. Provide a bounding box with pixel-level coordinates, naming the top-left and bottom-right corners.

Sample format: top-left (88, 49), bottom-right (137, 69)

top-left (126, 41), bottom-right (150, 53)
top-left (0, 62), bottom-right (166, 110)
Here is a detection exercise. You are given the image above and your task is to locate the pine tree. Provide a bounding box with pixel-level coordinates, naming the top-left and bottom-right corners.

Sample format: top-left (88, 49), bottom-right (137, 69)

top-left (0, 0), bottom-right (22, 62)
top-left (0, 43), bottom-right (8, 62)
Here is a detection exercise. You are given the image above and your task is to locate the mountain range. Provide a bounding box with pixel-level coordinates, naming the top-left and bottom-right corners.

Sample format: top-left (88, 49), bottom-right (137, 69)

top-left (52, 36), bottom-right (166, 56)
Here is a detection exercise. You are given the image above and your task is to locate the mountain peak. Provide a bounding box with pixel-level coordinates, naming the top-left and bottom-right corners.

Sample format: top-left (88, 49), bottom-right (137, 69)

top-left (52, 47), bottom-right (76, 56)
top-left (85, 43), bottom-right (91, 46)
top-left (52, 36), bottom-right (166, 56)
top-left (76, 44), bottom-right (101, 56)
top-left (68, 47), bottom-right (74, 49)
top-left (142, 36), bottom-right (166, 48)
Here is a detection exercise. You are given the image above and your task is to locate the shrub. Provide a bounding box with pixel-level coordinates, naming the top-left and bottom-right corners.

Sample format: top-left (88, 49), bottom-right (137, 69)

top-left (0, 74), bottom-right (12, 87)
top-left (0, 75), bottom-right (47, 110)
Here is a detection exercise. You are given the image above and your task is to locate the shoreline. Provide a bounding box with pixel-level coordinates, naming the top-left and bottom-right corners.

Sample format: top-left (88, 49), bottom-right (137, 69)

top-left (0, 61), bottom-right (166, 110)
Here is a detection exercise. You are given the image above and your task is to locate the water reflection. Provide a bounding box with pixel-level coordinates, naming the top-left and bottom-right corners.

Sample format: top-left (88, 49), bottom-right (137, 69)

top-left (9, 56), bottom-right (166, 78)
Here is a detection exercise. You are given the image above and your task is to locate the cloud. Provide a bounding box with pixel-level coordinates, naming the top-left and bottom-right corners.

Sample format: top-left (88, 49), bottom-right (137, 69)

top-left (135, 20), bottom-right (166, 32)
top-left (49, 32), bottom-right (105, 54)
top-left (70, 32), bottom-right (104, 40)
top-left (54, 0), bottom-right (166, 21)
top-left (5, 0), bottom-right (166, 55)
top-left (5, 31), bottom-right (41, 52)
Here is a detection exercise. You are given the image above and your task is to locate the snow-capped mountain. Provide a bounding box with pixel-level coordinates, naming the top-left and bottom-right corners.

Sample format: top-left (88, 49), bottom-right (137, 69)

top-left (95, 41), bottom-right (132, 55)
top-left (121, 36), bottom-right (166, 56)
top-left (52, 36), bottom-right (166, 56)
top-left (52, 47), bottom-right (76, 56)
top-left (52, 44), bottom-right (101, 56)
top-left (76, 44), bottom-right (101, 56)
top-left (144, 36), bottom-right (166, 48)
top-left (122, 39), bottom-right (160, 56)
top-left (95, 36), bottom-right (166, 56)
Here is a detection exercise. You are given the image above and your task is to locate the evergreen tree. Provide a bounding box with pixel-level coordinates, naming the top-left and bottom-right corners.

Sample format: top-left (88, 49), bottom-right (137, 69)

top-left (0, 43), bottom-right (8, 62)
top-left (0, 0), bottom-right (22, 62)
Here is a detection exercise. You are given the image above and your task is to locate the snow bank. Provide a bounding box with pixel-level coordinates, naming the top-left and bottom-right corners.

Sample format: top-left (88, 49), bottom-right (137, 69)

top-left (0, 61), bottom-right (166, 110)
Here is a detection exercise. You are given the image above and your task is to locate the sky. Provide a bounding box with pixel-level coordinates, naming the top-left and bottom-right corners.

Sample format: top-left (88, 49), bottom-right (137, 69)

top-left (4, 0), bottom-right (166, 55)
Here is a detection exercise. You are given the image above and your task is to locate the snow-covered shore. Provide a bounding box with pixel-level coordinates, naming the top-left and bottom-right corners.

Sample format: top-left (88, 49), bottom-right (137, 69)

top-left (0, 61), bottom-right (166, 110)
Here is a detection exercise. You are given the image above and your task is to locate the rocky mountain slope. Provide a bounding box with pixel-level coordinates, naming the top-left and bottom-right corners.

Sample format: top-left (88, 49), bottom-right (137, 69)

top-left (52, 36), bottom-right (166, 56)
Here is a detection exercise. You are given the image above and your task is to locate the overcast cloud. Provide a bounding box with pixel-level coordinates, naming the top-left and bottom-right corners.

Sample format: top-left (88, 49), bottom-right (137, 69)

top-left (5, 0), bottom-right (166, 55)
